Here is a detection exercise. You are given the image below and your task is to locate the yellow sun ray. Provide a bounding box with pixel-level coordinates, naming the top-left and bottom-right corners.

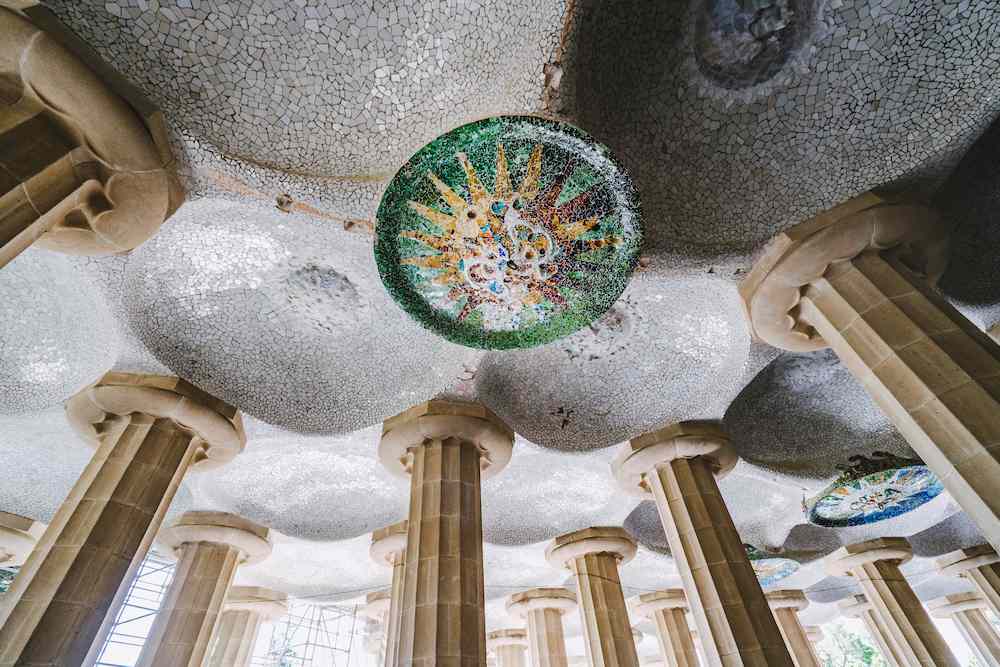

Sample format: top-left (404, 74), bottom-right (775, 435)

top-left (400, 230), bottom-right (452, 251)
top-left (494, 144), bottom-right (512, 201)
top-left (555, 216), bottom-right (599, 241)
top-left (456, 152), bottom-right (489, 209)
top-left (426, 171), bottom-right (467, 212)
top-left (407, 201), bottom-right (456, 233)
top-left (518, 144), bottom-right (543, 200)
top-left (402, 254), bottom-right (458, 270)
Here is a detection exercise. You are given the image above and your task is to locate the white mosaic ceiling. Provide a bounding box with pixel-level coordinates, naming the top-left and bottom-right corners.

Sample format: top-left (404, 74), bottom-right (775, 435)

top-left (1, 0), bottom-right (999, 610)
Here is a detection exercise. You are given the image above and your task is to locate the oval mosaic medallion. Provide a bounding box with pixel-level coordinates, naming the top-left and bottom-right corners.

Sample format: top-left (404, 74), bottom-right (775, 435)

top-left (746, 546), bottom-right (799, 587)
top-left (375, 116), bottom-right (642, 350)
top-left (807, 465), bottom-right (944, 528)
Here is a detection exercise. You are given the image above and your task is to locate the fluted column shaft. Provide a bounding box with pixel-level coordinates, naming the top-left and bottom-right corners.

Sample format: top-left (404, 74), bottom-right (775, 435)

top-left (370, 521), bottom-right (407, 667)
top-left (205, 609), bottom-right (261, 667)
top-left (769, 607), bottom-right (820, 667)
top-left (743, 197), bottom-right (1000, 551)
top-left (525, 608), bottom-right (571, 667)
top-left (488, 630), bottom-right (529, 667)
top-left (0, 415), bottom-right (199, 666)
top-left (938, 545), bottom-right (1000, 619)
top-left (547, 528), bottom-right (638, 667)
top-left (929, 593), bottom-right (1000, 667)
top-left (802, 252), bottom-right (1000, 550)
top-left (616, 423), bottom-right (793, 666)
top-left (953, 609), bottom-right (1000, 667)
top-left (829, 539), bottom-right (958, 667)
top-left (140, 541), bottom-right (241, 666)
top-left (495, 645), bottom-right (527, 667)
top-left (573, 553), bottom-right (638, 666)
top-left (380, 401), bottom-right (512, 667)
top-left (651, 607), bottom-right (698, 667)
top-left (507, 588), bottom-right (576, 667)
top-left (632, 590), bottom-right (698, 667)
top-left (839, 595), bottom-right (905, 667)
top-left (400, 438), bottom-right (484, 666)
top-left (205, 587), bottom-right (287, 667)
top-left (137, 512), bottom-right (270, 667)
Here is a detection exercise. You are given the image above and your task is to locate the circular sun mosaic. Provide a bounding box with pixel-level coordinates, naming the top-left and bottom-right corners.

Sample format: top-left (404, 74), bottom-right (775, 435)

top-left (807, 465), bottom-right (944, 528)
top-left (375, 116), bottom-right (642, 350)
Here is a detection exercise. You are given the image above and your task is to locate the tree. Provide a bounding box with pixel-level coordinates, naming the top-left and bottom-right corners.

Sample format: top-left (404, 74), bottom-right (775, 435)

top-left (815, 621), bottom-right (889, 667)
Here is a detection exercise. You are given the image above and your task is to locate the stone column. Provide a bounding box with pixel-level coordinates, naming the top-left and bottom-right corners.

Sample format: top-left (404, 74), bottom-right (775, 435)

top-left (766, 591), bottom-right (821, 667)
top-left (488, 629), bottom-right (529, 667)
top-left (837, 594), bottom-right (904, 667)
top-left (507, 587), bottom-right (576, 667)
top-left (378, 400), bottom-right (513, 667)
top-left (741, 193), bottom-right (1000, 551)
top-left (0, 373), bottom-right (243, 667)
top-left (937, 544), bottom-right (1000, 619)
top-left (546, 526), bottom-right (639, 667)
top-left (631, 590), bottom-right (699, 667)
top-left (370, 520), bottom-right (407, 667)
top-left (827, 538), bottom-right (958, 666)
top-left (804, 626), bottom-right (824, 650)
top-left (205, 586), bottom-right (287, 667)
top-left (136, 511), bottom-right (271, 667)
top-left (928, 593), bottom-right (1000, 667)
top-left (613, 421), bottom-right (793, 666)
top-left (0, 6), bottom-right (182, 268)
top-left (364, 590), bottom-right (391, 666)
top-left (0, 512), bottom-right (44, 568)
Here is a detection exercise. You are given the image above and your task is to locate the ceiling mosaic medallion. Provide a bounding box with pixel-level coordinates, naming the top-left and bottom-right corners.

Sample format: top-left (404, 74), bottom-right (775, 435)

top-left (746, 545), bottom-right (799, 587)
top-left (375, 116), bottom-right (642, 350)
top-left (804, 452), bottom-right (944, 528)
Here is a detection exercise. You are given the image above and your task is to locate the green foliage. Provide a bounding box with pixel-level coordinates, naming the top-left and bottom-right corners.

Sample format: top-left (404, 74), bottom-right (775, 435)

top-left (815, 621), bottom-right (889, 667)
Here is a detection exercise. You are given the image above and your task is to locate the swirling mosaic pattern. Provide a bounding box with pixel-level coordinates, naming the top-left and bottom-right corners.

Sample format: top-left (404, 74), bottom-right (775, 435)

top-left (747, 546), bottom-right (800, 587)
top-left (375, 116), bottom-right (641, 349)
top-left (808, 466), bottom-right (944, 528)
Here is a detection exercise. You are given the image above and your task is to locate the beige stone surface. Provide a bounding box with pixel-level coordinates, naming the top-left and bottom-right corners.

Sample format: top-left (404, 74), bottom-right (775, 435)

top-left (204, 587), bottom-right (286, 667)
top-left (547, 527), bottom-right (639, 667)
top-left (615, 422), bottom-right (793, 666)
top-left (828, 538), bottom-right (957, 666)
top-left (137, 512), bottom-right (271, 667)
top-left (371, 520), bottom-right (407, 667)
top-left (937, 544), bottom-right (1000, 619)
top-left (838, 595), bottom-right (905, 667)
top-left (803, 626), bottom-right (823, 644)
top-left (631, 590), bottom-right (698, 667)
top-left (928, 593), bottom-right (1000, 667)
top-left (742, 195), bottom-right (1000, 552)
top-left (0, 511), bottom-right (44, 567)
top-left (766, 591), bottom-right (820, 667)
top-left (381, 401), bottom-right (513, 667)
top-left (0, 374), bottom-right (239, 666)
top-left (0, 6), bottom-right (182, 268)
top-left (507, 587), bottom-right (576, 667)
top-left (488, 629), bottom-right (529, 667)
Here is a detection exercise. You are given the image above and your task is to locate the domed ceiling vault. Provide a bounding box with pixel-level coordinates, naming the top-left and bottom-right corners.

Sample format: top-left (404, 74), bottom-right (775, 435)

top-left (1, 0), bottom-right (999, 618)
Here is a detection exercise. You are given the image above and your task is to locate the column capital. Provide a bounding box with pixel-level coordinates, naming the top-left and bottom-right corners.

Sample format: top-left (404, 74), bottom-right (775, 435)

top-left (0, 511), bottom-right (44, 566)
top-left (487, 628), bottom-right (529, 650)
top-left (739, 192), bottom-right (948, 352)
top-left (827, 538), bottom-right (913, 576)
top-left (766, 589), bottom-right (810, 612)
top-left (804, 625), bottom-right (824, 643)
top-left (65, 372), bottom-right (244, 470)
top-left (159, 511), bottom-right (271, 564)
top-left (225, 586), bottom-right (287, 620)
top-left (614, 421), bottom-right (737, 496)
top-left (364, 589), bottom-right (391, 620)
top-left (546, 526), bottom-right (636, 570)
top-left (937, 544), bottom-right (1000, 577)
top-left (837, 594), bottom-right (872, 618)
top-left (630, 589), bottom-right (688, 618)
top-left (506, 586), bottom-right (577, 617)
top-left (370, 519), bottom-right (408, 566)
top-left (927, 592), bottom-right (989, 618)
top-left (379, 399), bottom-right (513, 479)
